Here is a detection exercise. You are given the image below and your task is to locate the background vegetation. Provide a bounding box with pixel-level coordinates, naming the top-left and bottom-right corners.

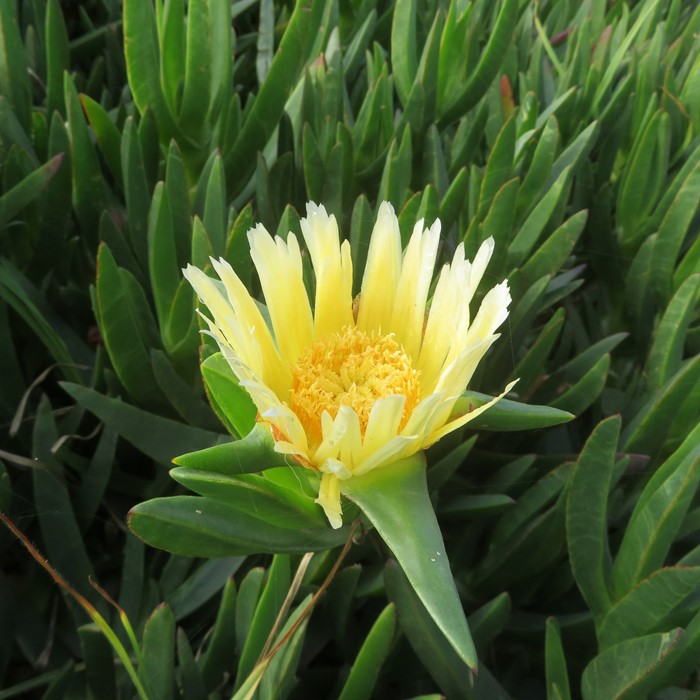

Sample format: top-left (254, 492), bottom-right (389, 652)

top-left (1, 0), bottom-right (699, 698)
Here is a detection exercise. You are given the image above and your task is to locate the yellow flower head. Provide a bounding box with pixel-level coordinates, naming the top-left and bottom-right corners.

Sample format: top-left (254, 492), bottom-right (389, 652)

top-left (185, 202), bottom-right (515, 528)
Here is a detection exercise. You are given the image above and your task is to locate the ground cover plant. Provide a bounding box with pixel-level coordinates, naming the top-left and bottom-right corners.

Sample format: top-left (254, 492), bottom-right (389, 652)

top-left (0, 0), bottom-right (699, 698)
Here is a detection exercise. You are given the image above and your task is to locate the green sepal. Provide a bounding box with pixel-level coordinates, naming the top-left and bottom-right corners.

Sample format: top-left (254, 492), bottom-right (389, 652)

top-left (173, 422), bottom-right (288, 474)
top-left (341, 453), bottom-right (477, 671)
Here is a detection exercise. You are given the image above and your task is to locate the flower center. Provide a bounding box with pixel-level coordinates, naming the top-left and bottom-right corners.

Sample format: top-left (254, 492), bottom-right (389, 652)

top-left (289, 326), bottom-right (421, 444)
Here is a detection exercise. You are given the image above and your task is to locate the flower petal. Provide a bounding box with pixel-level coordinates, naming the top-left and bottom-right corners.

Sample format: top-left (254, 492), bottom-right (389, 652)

top-left (466, 280), bottom-right (512, 344)
top-left (361, 394), bottom-right (407, 461)
top-left (357, 202), bottom-right (403, 334)
top-left (389, 218), bottom-right (441, 358)
top-left (210, 258), bottom-right (292, 397)
top-left (248, 226), bottom-right (314, 366)
top-left (467, 236), bottom-right (496, 301)
top-left (300, 203), bottom-right (354, 338)
top-left (240, 379), bottom-right (309, 455)
top-left (316, 472), bottom-right (343, 528)
top-left (424, 379), bottom-right (519, 446)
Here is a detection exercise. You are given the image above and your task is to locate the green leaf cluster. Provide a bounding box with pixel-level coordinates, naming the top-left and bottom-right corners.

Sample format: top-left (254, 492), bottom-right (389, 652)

top-left (0, 0), bottom-right (699, 698)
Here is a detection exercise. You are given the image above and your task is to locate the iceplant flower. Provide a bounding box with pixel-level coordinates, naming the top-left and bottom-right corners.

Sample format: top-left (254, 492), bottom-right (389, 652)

top-left (184, 202), bottom-right (516, 529)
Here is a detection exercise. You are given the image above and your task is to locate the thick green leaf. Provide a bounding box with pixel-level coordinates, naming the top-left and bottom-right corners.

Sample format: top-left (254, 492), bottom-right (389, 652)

top-left (128, 495), bottom-right (348, 556)
top-left (438, 0), bottom-right (518, 124)
top-left (139, 604), bottom-right (175, 700)
top-left (512, 308), bottom-right (566, 393)
top-left (581, 629), bottom-right (684, 700)
top-left (612, 445), bottom-right (700, 598)
top-left (566, 417), bottom-right (620, 623)
top-left (173, 422), bottom-right (283, 474)
top-left (467, 593), bottom-right (511, 652)
top-left (256, 593), bottom-right (312, 700)
top-left (235, 567), bottom-right (265, 656)
top-left (517, 210), bottom-right (587, 289)
top-left (0, 153), bottom-right (63, 227)
top-left (178, 0), bottom-right (212, 136)
top-left (338, 604), bottom-right (396, 700)
top-left (391, 0), bottom-right (417, 107)
top-left (61, 382), bottom-right (224, 464)
top-left (236, 555), bottom-right (290, 687)
top-left (124, 0), bottom-right (178, 141)
top-left (121, 116), bottom-right (152, 267)
top-left (599, 567), bottom-right (700, 649)
top-left (622, 356), bottom-right (700, 456)
top-left (550, 353), bottom-right (610, 415)
top-left (494, 462), bottom-right (572, 545)
top-left (644, 274), bottom-right (700, 391)
top-left (225, 0), bottom-right (323, 196)
top-left (201, 352), bottom-right (257, 438)
top-left (95, 244), bottom-right (165, 407)
top-left (64, 73), bottom-right (107, 234)
top-left (200, 577), bottom-right (237, 691)
top-left (177, 628), bottom-right (208, 700)
top-left (168, 557), bottom-right (243, 621)
top-left (0, 0), bottom-right (30, 130)
top-left (32, 398), bottom-right (98, 607)
top-left (651, 159), bottom-right (700, 303)
top-left (80, 94), bottom-right (122, 183)
top-left (385, 560), bottom-right (511, 700)
top-left (545, 618), bottom-right (571, 700)
top-left (169, 467), bottom-right (326, 528)
top-left (507, 166), bottom-right (572, 267)
top-left (517, 117), bottom-right (559, 217)
top-left (342, 454), bottom-right (477, 670)
top-left (450, 392), bottom-right (573, 431)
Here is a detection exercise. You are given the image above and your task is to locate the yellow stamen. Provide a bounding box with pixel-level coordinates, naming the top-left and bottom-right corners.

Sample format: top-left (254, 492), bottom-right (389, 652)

top-left (290, 326), bottom-right (421, 445)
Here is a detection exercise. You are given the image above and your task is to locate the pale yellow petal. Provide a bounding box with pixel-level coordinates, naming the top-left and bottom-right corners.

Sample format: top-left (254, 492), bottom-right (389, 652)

top-left (240, 379), bottom-right (309, 455)
top-left (316, 472), bottom-right (343, 529)
top-left (361, 394), bottom-right (406, 461)
top-left (389, 218), bottom-right (441, 358)
top-left (211, 258), bottom-right (292, 397)
top-left (313, 406), bottom-right (352, 465)
top-left (424, 379), bottom-right (519, 446)
top-left (466, 280), bottom-right (512, 344)
top-left (248, 226), bottom-right (314, 366)
top-left (185, 267), bottom-right (268, 382)
top-left (356, 202), bottom-right (402, 334)
top-left (433, 337), bottom-right (498, 398)
top-left (300, 203), bottom-right (353, 338)
top-left (319, 457), bottom-right (352, 481)
top-left (400, 392), bottom-right (445, 441)
top-left (416, 255), bottom-right (468, 393)
top-left (467, 236), bottom-right (495, 301)
top-left (353, 435), bottom-right (419, 476)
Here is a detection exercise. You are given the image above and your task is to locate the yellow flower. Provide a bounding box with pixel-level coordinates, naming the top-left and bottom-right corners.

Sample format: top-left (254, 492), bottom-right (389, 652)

top-left (184, 202), bottom-right (516, 529)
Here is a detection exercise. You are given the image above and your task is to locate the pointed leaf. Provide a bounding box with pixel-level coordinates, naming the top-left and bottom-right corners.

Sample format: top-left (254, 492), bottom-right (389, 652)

top-left (342, 454), bottom-right (477, 670)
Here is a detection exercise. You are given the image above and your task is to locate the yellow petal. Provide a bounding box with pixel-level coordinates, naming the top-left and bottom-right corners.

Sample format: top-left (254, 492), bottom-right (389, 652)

top-left (467, 236), bottom-right (496, 301)
top-left (210, 258), bottom-right (292, 397)
top-left (466, 280), bottom-right (512, 344)
top-left (248, 226), bottom-right (314, 366)
top-left (300, 203), bottom-right (354, 338)
top-left (389, 218), bottom-right (441, 358)
top-left (361, 394), bottom-right (407, 461)
top-left (357, 202), bottom-right (402, 334)
top-left (424, 379), bottom-right (519, 446)
top-left (316, 472), bottom-right (343, 529)
top-left (416, 255), bottom-right (466, 393)
top-left (353, 435), bottom-right (419, 476)
top-left (240, 378), bottom-right (309, 455)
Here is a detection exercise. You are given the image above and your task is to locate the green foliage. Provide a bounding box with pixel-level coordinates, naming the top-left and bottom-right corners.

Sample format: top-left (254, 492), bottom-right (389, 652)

top-left (0, 0), bottom-right (699, 698)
